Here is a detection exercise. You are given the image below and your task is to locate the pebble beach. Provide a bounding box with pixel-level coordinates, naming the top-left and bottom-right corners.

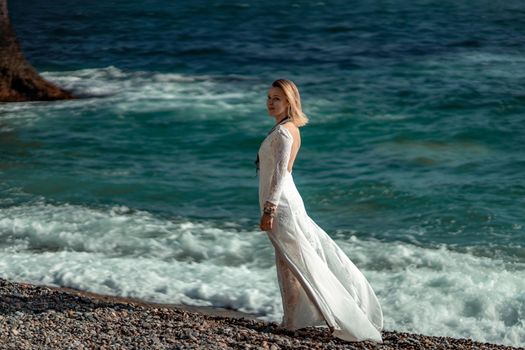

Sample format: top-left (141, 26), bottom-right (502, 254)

top-left (1, 278), bottom-right (522, 350)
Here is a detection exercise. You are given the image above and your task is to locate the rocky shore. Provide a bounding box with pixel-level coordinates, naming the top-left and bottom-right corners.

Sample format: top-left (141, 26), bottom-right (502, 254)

top-left (0, 278), bottom-right (521, 350)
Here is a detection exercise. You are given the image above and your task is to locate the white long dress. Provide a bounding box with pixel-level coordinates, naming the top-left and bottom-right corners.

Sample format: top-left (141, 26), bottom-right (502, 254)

top-left (258, 124), bottom-right (383, 343)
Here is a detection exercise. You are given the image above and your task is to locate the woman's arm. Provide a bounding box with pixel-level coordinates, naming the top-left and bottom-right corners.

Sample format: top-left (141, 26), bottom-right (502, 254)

top-left (260, 127), bottom-right (293, 231)
top-left (266, 127), bottom-right (293, 208)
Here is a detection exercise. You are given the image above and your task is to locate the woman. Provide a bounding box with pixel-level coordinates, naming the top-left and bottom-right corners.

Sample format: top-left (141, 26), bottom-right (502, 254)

top-left (256, 79), bottom-right (383, 343)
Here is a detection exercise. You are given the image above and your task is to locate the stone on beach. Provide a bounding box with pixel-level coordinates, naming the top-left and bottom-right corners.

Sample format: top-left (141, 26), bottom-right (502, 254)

top-left (0, 278), bottom-right (522, 350)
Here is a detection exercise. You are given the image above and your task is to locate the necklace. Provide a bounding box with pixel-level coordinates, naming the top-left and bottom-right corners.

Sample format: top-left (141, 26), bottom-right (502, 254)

top-left (267, 116), bottom-right (292, 136)
top-left (255, 116), bottom-right (292, 175)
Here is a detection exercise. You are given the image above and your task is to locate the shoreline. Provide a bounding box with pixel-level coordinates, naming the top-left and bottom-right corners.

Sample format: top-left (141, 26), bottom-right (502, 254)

top-left (0, 278), bottom-right (522, 349)
top-left (45, 281), bottom-right (259, 321)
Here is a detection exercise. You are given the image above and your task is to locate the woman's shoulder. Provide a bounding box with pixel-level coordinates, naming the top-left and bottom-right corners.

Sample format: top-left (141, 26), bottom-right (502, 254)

top-left (273, 124), bottom-right (293, 141)
top-left (281, 122), bottom-right (299, 137)
top-left (281, 122), bottom-right (300, 142)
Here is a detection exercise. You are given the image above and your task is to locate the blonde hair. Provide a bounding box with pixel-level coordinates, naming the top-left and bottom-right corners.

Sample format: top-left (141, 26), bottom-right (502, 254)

top-left (272, 79), bottom-right (309, 127)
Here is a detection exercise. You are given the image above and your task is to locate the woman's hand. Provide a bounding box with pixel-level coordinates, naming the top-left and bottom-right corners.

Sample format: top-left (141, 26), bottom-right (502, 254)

top-left (259, 212), bottom-right (274, 231)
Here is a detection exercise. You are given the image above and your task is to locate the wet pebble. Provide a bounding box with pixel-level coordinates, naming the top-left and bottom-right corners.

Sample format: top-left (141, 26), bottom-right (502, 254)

top-left (0, 278), bottom-right (522, 350)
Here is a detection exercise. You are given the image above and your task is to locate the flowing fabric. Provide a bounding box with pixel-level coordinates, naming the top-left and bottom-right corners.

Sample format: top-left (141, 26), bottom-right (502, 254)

top-left (258, 125), bottom-right (383, 342)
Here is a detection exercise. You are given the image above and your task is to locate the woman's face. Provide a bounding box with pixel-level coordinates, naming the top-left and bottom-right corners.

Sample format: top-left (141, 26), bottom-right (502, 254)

top-left (267, 87), bottom-right (289, 118)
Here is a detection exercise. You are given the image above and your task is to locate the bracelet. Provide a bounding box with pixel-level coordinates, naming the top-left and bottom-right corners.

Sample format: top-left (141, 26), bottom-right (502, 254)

top-left (263, 202), bottom-right (277, 217)
top-left (263, 208), bottom-right (275, 217)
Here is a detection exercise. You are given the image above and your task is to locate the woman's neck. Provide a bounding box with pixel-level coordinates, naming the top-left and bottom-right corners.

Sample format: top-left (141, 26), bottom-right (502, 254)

top-left (275, 115), bottom-right (290, 124)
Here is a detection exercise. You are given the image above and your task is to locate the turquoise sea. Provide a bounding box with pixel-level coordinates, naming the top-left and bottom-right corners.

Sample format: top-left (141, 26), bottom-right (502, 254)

top-left (1, 0), bottom-right (524, 346)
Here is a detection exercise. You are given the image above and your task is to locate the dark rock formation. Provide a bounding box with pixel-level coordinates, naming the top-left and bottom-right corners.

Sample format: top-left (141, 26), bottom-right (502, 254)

top-left (0, 0), bottom-right (74, 102)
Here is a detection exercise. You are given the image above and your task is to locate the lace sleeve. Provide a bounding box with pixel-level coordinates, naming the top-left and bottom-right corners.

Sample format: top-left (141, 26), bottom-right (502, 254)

top-left (266, 127), bottom-right (293, 206)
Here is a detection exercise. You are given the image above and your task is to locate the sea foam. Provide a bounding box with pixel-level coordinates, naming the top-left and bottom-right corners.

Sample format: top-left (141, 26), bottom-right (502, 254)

top-left (0, 202), bottom-right (523, 346)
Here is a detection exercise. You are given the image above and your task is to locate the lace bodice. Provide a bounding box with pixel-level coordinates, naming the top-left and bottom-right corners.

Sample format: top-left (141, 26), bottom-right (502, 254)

top-left (258, 125), bottom-right (293, 208)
